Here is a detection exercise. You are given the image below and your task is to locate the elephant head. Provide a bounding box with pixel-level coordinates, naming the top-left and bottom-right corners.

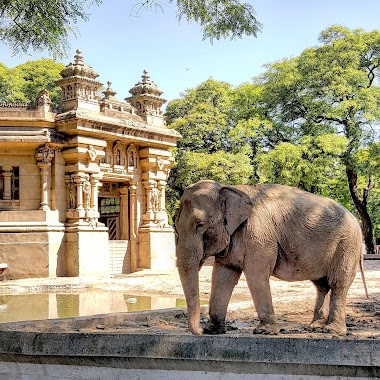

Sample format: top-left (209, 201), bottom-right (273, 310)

top-left (175, 180), bottom-right (253, 335)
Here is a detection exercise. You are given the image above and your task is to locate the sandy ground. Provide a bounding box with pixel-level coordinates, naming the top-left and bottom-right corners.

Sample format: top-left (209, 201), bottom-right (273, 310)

top-left (0, 259), bottom-right (379, 338)
top-left (109, 259), bottom-right (380, 339)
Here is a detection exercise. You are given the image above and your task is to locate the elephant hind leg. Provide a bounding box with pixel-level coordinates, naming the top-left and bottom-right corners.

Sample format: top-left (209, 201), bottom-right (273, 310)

top-left (310, 276), bottom-right (330, 330)
top-left (323, 286), bottom-right (350, 334)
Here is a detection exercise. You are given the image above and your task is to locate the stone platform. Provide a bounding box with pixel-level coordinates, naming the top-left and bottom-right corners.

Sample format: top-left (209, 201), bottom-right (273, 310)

top-left (0, 309), bottom-right (378, 379)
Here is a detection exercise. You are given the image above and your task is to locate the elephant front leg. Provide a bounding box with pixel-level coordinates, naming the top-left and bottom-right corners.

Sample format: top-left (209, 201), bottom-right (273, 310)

top-left (203, 260), bottom-right (241, 335)
top-left (245, 268), bottom-right (278, 335)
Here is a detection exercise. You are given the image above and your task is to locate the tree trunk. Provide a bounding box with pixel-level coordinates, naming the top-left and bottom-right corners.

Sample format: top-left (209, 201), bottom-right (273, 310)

top-left (346, 168), bottom-right (375, 255)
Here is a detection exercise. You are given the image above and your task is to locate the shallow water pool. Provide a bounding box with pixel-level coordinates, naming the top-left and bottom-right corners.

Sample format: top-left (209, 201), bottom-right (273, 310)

top-left (0, 292), bottom-right (186, 323)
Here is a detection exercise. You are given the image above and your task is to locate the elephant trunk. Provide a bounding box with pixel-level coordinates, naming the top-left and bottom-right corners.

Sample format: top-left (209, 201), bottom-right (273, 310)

top-left (177, 258), bottom-right (203, 335)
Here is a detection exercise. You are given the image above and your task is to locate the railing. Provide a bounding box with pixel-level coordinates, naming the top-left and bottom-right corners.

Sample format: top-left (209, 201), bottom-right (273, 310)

top-left (0, 101), bottom-right (34, 109)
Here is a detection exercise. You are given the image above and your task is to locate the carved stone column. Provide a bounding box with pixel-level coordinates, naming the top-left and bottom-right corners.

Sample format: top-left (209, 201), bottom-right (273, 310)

top-left (38, 163), bottom-right (50, 210)
top-left (72, 173), bottom-right (86, 211)
top-left (89, 174), bottom-right (101, 210)
top-left (65, 175), bottom-right (76, 210)
top-left (157, 180), bottom-right (166, 212)
top-left (1, 166), bottom-right (13, 200)
top-left (119, 186), bottom-right (129, 240)
top-left (129, 183), bottom-right (138, 272)
top-left (35, 145), bottom-right (55, 210)
top-left (143, 179), bottom-right (157, 223)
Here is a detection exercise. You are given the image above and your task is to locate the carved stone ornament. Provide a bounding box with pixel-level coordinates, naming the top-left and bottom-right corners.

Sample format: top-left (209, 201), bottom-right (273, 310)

top-left (87, 145), bottom-right (97, 161)
top-left (35, 144), bottom-right (55, 164)
top-left (83, 179), bottom-right (91, 209)
top-left (157, 157), bottom-right (165, 171)
top-left (150, 187), bottom-right (161, 212)
top-left (36, 89), bottom-right (52, 106)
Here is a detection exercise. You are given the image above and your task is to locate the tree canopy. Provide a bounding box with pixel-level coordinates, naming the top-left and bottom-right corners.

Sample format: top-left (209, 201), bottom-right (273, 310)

top-left (166, 26), bottom-right (380, 254)
top-left (257, 25), bottom-right (380, 253)
top-left (0, 59), bottom-right (65, 105)
top-left (0, 0), bottom-right (101, 58)
top-left (0, 0), bottom-right (261, 57)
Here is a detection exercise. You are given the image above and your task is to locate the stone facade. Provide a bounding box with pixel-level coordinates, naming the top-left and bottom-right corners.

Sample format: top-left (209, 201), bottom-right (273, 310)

top-left (0, 50), bottom-right (181, 279)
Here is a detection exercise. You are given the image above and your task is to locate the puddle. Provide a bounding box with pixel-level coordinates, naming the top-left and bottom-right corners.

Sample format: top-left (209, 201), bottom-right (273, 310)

top-left (0, 292), bottom-right (187, 323)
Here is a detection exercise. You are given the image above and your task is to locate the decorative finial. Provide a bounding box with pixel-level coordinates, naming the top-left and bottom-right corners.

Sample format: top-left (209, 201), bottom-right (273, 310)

top-left (102, 80), bottom-right (117, 98)
top-left (142, 70), bottom-right (150, 83)
top-left (74, 49), bottom-right (84, 65)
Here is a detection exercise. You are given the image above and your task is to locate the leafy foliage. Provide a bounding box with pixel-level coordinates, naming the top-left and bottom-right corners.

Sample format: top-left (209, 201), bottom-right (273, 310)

top-left (167, 26), bottom-right (380, 251)
top-left (174, 0), bottom-right (262, 42)
top-left (174, 150), bottom-right (253, 189)
top-left (0, 0), bottom-right (261, 57)
top-left (0, 59), bottom-right (65, 105)
top-left (0, 0), bottom-right (101, 58)
top-left (257, 25), bottom-right (380, 252)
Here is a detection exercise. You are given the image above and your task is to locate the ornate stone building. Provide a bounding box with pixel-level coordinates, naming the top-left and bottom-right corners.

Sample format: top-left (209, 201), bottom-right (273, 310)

top-left (0, 50), bottom-right (181, 279)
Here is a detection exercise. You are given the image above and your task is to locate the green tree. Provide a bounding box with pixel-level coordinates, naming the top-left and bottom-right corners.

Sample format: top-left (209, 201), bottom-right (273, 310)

top-left (0, 62), bottom-right (12, 101)
top-left (172, 0), bottom-right (261, 42)
top-left (0, 1), bottom-right (261, 57)
top-left (0, 59), bottom-right (65, 105)
top-left (166, 78), bottom-right (234, 125)
top-left (258, 134), bottom-right (351, 204)
top-left (258, 25), bottom-right (380, 253)
top-left (166, 79), bottom-right (255, 221)
top-left (0, 0), bottom-right (101, 57)
top-left (13, 59), bottom-right (65, 105)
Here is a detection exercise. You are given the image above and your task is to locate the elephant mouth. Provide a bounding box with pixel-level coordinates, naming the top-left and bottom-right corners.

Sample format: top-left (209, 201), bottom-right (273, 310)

top-left (199, 254), bottom-right (208, 270)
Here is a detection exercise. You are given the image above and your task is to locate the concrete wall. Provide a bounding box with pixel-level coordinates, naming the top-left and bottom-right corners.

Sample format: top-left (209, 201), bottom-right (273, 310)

top-left (0, 310), bottom-right (378, 379)
top-left (0, 364), bottom-right (373, 380)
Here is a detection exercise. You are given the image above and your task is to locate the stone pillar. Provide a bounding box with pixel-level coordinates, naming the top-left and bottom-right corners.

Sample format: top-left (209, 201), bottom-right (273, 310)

top-left (143, 179), bottom-right (157, 225)
top-left (1, 166), bottom-right (13, 200)
top-left (157, 181), bottom-right (166, 211)
top-left (138, 147), bottom-right (176, 272)
top-left (89, 175), bottom-right (100, 210)
top-left (35, 145), bottom-right (55, 211)
top-left (73, 174), bottom-right (85, 211)
top-left (119, 186), bottom-right (129, 240)
top-left (157, 180), bottom-right (168, 225)
top-left (129, 183), bottom-right (138, 272)
top-left (65, 175), bottom-right (76, 210)
top-left (37, 163), bottom-right (50, 210)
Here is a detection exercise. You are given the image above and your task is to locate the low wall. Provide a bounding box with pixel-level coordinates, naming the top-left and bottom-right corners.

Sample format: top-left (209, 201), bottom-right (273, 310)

top-left (0, 309), bottom-right (378, 380)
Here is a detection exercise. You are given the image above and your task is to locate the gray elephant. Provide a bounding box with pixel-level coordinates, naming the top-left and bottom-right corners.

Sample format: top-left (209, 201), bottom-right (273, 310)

top-left (175, 180), bottom-right (364, 335)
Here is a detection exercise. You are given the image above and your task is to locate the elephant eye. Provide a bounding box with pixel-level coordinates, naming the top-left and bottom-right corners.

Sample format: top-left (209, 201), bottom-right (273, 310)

top-left (195, 221), bottom-right (205, 233)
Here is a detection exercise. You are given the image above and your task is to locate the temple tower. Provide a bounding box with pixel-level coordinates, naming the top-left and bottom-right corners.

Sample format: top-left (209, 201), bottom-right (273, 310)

top-left (126, 70), bottom-right (166, 128)
top-left (55, 49), bottom-right (103, 112)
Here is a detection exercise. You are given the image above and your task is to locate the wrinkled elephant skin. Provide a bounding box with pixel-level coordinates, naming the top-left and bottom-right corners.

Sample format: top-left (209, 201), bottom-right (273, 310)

top-left (175, 180), bottom-right (363, 336)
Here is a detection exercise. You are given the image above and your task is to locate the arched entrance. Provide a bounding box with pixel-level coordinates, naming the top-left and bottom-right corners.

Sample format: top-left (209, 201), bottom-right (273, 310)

top-left (99, 197), bottom-right (121, 240)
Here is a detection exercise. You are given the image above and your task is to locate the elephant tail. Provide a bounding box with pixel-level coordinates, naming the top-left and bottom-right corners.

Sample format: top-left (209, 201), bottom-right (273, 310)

top-left (359, 252), bottom-right (369, 299)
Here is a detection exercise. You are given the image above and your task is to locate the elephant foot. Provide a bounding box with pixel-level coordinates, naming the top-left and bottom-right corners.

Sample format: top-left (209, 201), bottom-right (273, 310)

top-left (188, 325), bottom-right (204, 335)
top-left (253, 322), bottom-right (279, 335)
top-left (310, 318), bottom-right (328, 331)
top-left (203, 319), bottom-right (226, 335)
top-left (323, 322), bottom-right (347, 335)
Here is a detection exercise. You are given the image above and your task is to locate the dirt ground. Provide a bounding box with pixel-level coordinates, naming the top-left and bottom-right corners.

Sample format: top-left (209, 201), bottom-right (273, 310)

top-left (95, 258), bottom-right (380, 339)
top-left (1, 259), bottom-right (379, 339)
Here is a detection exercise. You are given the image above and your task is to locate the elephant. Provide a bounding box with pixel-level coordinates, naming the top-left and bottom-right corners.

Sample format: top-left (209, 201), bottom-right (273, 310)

top-left (175, 180), bottom-right (365, 336)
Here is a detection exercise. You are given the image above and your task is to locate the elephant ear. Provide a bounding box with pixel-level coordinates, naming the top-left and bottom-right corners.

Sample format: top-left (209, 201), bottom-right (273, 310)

top-left (220, 186), bottom-right (253, 235)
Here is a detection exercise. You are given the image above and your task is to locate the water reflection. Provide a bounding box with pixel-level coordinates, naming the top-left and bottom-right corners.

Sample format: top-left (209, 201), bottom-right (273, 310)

top-left (0, 292), bottom-right (186, 323)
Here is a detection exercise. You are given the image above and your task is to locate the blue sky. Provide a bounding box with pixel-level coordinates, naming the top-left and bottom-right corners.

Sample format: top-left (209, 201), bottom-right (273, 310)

top-left (1, 0), bottom-right (380, 104)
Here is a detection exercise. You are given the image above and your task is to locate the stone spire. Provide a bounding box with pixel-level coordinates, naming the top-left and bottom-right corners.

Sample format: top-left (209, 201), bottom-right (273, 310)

top-left (102, 81), bottom-right (117, 100)
top-left (125, 70), bottom-right (167, 127)
top-left (55, 49), bottom-right (103, 112)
